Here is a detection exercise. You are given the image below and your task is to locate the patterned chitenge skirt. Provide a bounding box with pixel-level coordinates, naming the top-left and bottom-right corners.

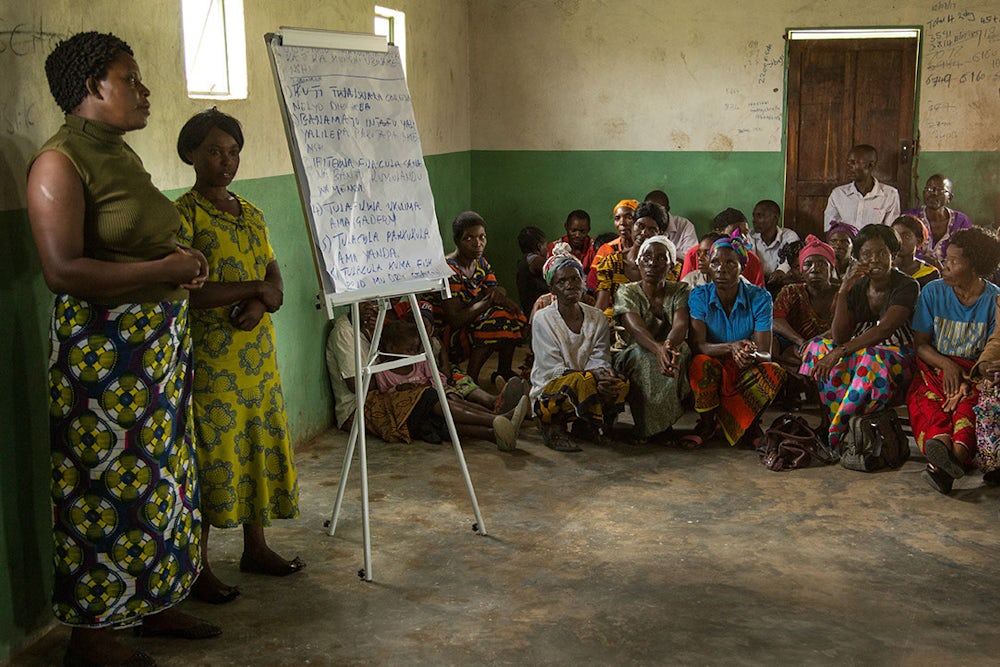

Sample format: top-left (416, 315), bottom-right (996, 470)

top-left (47, 295), bottom-right (201, 627)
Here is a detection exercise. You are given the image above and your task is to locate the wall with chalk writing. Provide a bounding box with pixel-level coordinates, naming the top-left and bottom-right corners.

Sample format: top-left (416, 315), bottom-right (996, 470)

top-left (469, 0), bottom-right (999, 153)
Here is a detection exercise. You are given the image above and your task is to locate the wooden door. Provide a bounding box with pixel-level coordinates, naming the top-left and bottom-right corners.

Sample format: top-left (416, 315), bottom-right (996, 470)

top-left (784, 37), bottom-right (918, 239)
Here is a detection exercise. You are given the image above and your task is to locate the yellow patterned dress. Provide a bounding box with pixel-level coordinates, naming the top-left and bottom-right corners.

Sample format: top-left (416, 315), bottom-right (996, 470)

top-left (175, 190), bottom-right (299, 528)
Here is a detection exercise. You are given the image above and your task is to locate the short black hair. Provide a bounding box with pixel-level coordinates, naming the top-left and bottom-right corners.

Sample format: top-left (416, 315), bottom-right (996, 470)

top-left (700, 231), bottom-right (724, 244)
top-left (712, 208), bottom-right (746, 231)
top-left (852, 144), bottom-right (878, 162)
top-left (45, 32), bottom-right (134, 113)
top-left (778, 239), bottom-right (806, 266)
top-left (633, 201), bottom-right (668, 232)
top-left (177, 108), bottom-right (245, 165)
top-left (565, 209), bottom-right (591, 226)
top-left (644, 190), bottom-right (670, 211)
top-left (853, 224), bottom-right (900, 259)
top-left (594, 231), bottom-right (618, 247)
top-left (890, 214), bottom-right (928, 245)
top-left (517, 226), bottom-right (546, 254)
top-left (452, 211), bottom-right (486, 244)
top-left (380, 319), bottom-right (418, 353)
top-left (754, 200), bottom-right (781, 218)
top-left (948, 227), bottom-right (1000, 277)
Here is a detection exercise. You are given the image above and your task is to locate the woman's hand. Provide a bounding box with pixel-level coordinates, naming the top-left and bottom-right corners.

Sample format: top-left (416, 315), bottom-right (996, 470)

top-left (231, 298), bottom-right (266, 331)
top-left (810, 345), bottom-right (845, 380)
top-left (940, 359), bottom-right (965, 397)
top-left (255, 280), bottom-right (283, 312)
top-left (592, 367), bottom-right (620, 402)
top-left (162, 245), bottom-right (208, 288)
top-left (656, 341), bottom-right (679, 377)
top-left (978, 360), bottom-right (1000, 388)
top-left (941, 380), bottom-right (971, 413)
top-left (838, 261), bottom-right (867, 294)
top-left (731, 340), bottom-right (757, 368)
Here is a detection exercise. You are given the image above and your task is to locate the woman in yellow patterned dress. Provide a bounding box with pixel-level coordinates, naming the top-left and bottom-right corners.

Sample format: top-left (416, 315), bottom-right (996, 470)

top-left (175, 109), bottom-right (302, 604)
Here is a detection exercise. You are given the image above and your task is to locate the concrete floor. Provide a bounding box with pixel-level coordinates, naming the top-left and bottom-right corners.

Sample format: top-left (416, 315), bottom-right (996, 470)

top-left (12, 403), bottom-right (1000, 666)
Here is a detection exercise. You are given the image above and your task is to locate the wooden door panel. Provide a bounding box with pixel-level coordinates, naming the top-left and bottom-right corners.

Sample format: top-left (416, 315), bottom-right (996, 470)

top-left (785, 37), bottom-right (917, 239)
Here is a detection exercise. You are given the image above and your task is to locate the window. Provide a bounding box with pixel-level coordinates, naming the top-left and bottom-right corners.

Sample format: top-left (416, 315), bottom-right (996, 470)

top-left (374, 6), bottom-right (406, 75)
top-left (181, 0), bottom-right (248, 99)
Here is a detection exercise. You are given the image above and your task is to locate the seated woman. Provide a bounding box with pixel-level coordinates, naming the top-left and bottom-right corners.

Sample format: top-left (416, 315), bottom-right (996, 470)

top-left (904, 174), bottom-right (972, 268)
top-left (375, 320), bottom-right (528, 451)
top-left (973, 293), bottom-right (1000, 487)
top-left (686, 232), bottom-right (786, 447)
top-left (594, 201), bottom-right (667, 320)
top-left (516, 225), bottom-right (549, 313)
top-left (891, 214), bottom-right (940, 288)
top-left (442, 211), bottom-right (527, 385)
top-left (826, 221), bottom-right (858, 282)
top-left (531, 245), bottom-right (629, 452)
top-left (587, 199), bottom-right (639, 291)
top-left (906, 228), bottom-right (1000, 494)
top-left (771, 235), bottom-right (837, 373)
top-left (801, 224), bottom-right (918, 452)
top-left (613, 235), bottom-right (692, 443)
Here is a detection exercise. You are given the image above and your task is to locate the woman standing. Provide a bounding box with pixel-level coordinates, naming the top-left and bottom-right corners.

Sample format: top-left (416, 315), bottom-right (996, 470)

top-left (27, 32), bottom-right (214, 665)
top-left (613, 236), bottom-right (691, 443)
top-left (801, 225), bottom-right (918, 452)
top-left (531, 246), bottom-right (629, 451)
top-left (686, 233), bottom-right (786, 447)
top-left (442, 211), bottom-right (526, 386)
top-left (175, 109), bottom-right (303, 604)
top-left (906, 228), bottom-right (1000, 494)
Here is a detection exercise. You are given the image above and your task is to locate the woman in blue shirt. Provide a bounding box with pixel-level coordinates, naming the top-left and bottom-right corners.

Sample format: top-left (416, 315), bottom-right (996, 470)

top-left (906, 228), bottom-right (1000, 494)
top-left (685, 233), bottom-right (786, 447)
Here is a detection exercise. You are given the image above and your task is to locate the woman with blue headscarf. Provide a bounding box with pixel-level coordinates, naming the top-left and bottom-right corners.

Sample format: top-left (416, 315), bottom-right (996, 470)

top-left (685, 232), bottom-right (786, 447)
top-left (531, 244), bottom-right (629, 452)
top-left (613, 235), bottom-right (692, 443)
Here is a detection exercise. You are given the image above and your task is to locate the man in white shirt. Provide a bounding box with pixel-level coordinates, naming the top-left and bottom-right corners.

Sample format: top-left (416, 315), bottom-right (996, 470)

top-left (823, 144), bottom-right (900, 231)
top-left (644, 189), bottom-right (698, 255)
top-left (749, 199), bottom-right (799, 278)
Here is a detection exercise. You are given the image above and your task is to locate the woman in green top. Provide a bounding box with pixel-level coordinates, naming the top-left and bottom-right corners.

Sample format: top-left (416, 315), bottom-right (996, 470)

top-left (613, 235), bottom-right (691, 443)
top-left (27, 32), bottom-right (215, 666)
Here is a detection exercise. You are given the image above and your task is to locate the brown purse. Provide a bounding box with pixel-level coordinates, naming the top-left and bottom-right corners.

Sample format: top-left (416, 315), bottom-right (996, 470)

top-left (757, 413), bottom-right (838, 472)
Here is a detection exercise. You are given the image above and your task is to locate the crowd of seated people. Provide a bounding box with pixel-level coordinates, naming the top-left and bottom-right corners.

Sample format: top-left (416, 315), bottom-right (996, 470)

top-left (325, 156), bottom-right (1000, 498)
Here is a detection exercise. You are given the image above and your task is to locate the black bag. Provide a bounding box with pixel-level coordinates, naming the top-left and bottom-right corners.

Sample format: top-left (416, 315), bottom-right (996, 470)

top-left (757, 414), bottom-right (838, 472)
top-left (839, 409), bottom-right (910, 472)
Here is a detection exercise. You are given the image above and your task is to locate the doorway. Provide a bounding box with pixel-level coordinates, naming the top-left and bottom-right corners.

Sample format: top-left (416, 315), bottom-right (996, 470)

top-left (783, 30), bottom-right (919, 239)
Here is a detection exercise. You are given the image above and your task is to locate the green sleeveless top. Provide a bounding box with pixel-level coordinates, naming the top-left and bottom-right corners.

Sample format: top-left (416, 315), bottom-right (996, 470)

top-left (33, 115), bottom-right (187, 305)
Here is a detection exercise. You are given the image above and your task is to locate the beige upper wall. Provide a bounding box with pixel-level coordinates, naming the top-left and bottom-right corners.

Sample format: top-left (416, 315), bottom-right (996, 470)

top-left (1, 0), bottom-right (470, 210)
top-left (469, 0), bottom-right (999, 152)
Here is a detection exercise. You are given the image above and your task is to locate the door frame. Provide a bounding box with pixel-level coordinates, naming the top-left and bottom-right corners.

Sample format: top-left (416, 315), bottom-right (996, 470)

top-left (781, 27), bottom-right (923, 235)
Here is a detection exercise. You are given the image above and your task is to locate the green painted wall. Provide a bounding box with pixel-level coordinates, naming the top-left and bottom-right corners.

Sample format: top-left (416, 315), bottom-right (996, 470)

top-left (0, 209), bottom-right (55, 661)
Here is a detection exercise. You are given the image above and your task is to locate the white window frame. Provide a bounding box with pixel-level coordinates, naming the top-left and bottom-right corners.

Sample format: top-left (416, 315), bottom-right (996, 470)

top-left (181, 0), bottom-right (248, 99)
top-left (374, 5), bottom-right (406, 76)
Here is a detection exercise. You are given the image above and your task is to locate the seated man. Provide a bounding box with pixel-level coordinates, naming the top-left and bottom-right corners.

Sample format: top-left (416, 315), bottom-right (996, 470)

top-left (644, 189), bottom-right (698, 257)
top-left (823, 144), bottom-right (900, 231)
top-left (680, 208), bottom-right (765, 287)
top-left (748, 199), bottom-right (800, 285)
top-left (547, 209), bottom-right (597, 275)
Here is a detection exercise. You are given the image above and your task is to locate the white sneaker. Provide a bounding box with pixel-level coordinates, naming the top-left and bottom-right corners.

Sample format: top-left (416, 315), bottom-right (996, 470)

top-left (492, 416), bottom-right (517, 451)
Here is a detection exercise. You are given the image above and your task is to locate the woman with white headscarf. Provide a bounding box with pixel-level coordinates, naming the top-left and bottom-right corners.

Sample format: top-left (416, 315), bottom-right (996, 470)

top-left (531, 244), bottom-right (629, 452)
top-left (613, 235), bottom-right (692, 443)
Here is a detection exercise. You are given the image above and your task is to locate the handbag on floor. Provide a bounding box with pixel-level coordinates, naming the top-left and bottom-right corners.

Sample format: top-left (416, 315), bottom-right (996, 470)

top-left (757, 413), bottom-right (838, 472)
top-left (840, 409), bottom-right (910, 472)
